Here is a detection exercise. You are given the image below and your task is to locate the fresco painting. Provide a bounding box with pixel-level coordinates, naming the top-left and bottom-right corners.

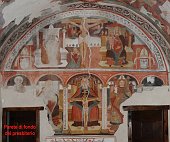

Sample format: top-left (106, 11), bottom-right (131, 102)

top-left (36, 75), bottom-right (63, 134)
top-left (107, 75), bottom-right (137, 133)
top-left (67, 75), bottom-right (102, 134)
top-left (6, 75), bottom-right (30, 93)
top-left (1, 73), bottom-right (140, 135)
top-left (2, 72), bottom-right (141, 135)
top-left (0, 0), bottom-right (169, 141)
top-left (12, 18), bottom-right (157, 70)
top-left (0, 14), bottom-right (166, 135)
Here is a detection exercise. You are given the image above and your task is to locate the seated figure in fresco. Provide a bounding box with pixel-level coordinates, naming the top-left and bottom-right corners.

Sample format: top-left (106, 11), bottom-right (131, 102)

top-left (36, 80), bottom-right (61, 133)
top-left (108, 75), bottom-right (132, 134)
top-left (106, 27), bottom-right (134, 67)
top-left (66, 48), bottom-right (81, 68)
top-left (44, 25), bottom-right (61, 66)
top-left (70, 77), bottom-right (100, 127)
top-left (113, 33), bottom-right (123, 65)
top-left (106, 31), bottom-right (123, 66)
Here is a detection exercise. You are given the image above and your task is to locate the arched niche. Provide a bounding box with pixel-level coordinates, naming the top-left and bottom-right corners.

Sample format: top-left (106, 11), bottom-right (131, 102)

top-left (36, 74), bottom-right (63, 134)
top-left (0, 2), bottom-right (169, 71)
top-left (6, 75), bottom-right (31, 93)
top-left (67, 74), bottom-right (103, 134)
top-left (142, 76), bottom-right (164, 87)
top-left (7, 75), bottom-right (31, 86)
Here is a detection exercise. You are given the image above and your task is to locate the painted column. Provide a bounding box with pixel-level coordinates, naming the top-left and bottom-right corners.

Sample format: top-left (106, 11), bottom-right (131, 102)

top-left (60, 28), bottom-right (68, 65)
top-left (62, 28), bottom-right (66, 49)
top-left (63, 85), bottom-right (68, 133)
top-left (36, 32), bottom-right (40, 49)
top-left (102, 85), bottom-right (108, 132)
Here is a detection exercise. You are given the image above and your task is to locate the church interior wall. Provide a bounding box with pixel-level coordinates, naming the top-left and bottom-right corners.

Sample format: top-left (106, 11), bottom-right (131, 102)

top-left (0, 0), bottom-right (170, 142)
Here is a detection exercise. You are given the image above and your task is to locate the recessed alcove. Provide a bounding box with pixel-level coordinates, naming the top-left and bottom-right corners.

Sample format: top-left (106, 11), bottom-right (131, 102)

top-left (2, 107), bottom-right (44, 142)
top-left (123, 105), bottom-right (169, 142)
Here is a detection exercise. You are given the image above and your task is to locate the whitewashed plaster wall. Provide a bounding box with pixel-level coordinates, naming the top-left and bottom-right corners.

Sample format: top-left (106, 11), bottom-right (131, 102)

top-left (1, 0), bottom-right (170, 26)
top-left (1, 86), bottom-right (170, 142)
top-left (1, 86), bottom-right (54, 142)
top-left (1, 0), bottom-right (61, 27)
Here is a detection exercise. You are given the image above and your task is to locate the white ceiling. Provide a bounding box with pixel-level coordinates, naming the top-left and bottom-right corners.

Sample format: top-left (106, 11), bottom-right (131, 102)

top-left (0, 0), bottom-right (170, 30)
top-left (1, 0), bottom-right (61, 27)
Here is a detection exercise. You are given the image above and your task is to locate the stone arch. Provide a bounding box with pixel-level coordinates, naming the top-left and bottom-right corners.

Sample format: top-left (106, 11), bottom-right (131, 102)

top-left (0, 2), bottom-right (169, 71)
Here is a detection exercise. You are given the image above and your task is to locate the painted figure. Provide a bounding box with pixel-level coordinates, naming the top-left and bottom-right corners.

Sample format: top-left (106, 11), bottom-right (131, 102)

top-left (108, 76), bottom-right (132, 133)
top-left (14, 76), bottom-right (26, 93)
top-left (70, 77), bottom-right (100, 127)
top-left (101, 30), bottom-right (108, 47)
top-left (65, 18), bottom-right (103, 67)
top-left (66, 48), bottom-right (81, 68)
top-left (113, 34), bottom-right (123, 65)
top-left (45, 25), bottom-right (61, 65)
top-left (36, 80), bottom-right (61, 133)
top-left (106, 31), bottom-right (123, 65)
